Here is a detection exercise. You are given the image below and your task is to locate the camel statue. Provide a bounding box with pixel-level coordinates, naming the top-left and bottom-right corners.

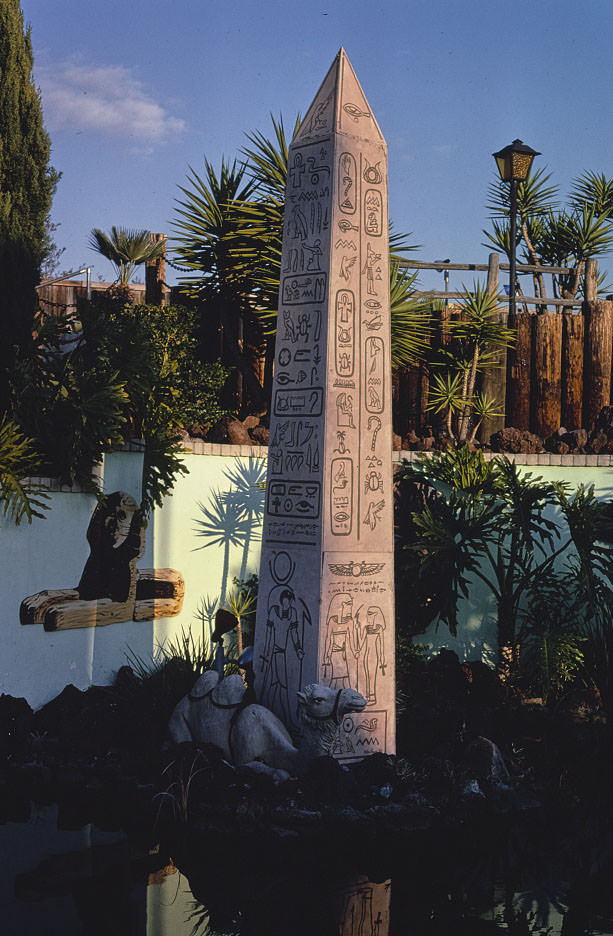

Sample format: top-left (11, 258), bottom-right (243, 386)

top-left (169, 671), bottom-right (367, 779)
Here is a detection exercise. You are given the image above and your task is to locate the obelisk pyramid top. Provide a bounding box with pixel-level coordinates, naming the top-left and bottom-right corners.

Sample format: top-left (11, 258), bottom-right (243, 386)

top-left (292, 48), bottom-right (385, 147)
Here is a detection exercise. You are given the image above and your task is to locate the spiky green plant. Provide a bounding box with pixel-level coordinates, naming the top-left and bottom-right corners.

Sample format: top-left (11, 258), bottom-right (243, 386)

top-left (171, 114), bottom-right (434, 371)
top-left (0, 414), bottom-right (49, 524)
top-left (89, 226), bottom-right (166, 284)
top-left (426, 283), bottom-right (514, 442)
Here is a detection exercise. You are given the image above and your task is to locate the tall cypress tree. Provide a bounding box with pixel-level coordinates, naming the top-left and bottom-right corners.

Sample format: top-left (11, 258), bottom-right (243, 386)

top-left (0, 0), bottom-right (59, 388)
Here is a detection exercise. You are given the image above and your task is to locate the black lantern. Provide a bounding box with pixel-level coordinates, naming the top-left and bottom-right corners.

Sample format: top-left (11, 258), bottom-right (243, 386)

top-left (492, 139), bottom-right (540, 317)
top-left (492, 139), bottom-right (540, 183)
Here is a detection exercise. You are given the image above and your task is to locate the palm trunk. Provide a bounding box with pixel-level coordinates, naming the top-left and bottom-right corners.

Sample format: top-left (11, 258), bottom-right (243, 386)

top-left (496, 594), bottom-right (518, 683)
top-left (521, 221), bottom-right (547, 308)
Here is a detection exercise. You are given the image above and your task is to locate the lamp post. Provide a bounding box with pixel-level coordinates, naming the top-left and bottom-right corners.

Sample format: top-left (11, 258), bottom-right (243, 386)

top-left (492, 140), bottom-right (540, 317)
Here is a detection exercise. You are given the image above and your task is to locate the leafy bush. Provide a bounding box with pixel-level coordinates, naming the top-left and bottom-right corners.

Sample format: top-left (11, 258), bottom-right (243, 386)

top-left (396, 447), bottom-right (613, 695)
top-left (0, 413), bottom-right (49, 524)
top-left (7, 296), bottom-right (234, 510)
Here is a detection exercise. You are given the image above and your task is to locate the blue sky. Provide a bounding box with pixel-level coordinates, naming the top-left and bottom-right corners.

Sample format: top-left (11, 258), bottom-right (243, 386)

top-left (21, 0), bottom-right (613, 291)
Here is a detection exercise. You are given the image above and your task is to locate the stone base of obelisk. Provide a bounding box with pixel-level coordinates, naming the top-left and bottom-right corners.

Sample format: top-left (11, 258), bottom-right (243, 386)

top-left (255, 544), bottom-right (395, 758)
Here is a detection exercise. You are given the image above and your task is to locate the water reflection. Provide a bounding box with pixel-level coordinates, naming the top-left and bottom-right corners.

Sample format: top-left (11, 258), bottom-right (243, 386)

top-left (335, 875), bottom-right (391, 936)
top-left (4, 804), bottom-right (613, 934)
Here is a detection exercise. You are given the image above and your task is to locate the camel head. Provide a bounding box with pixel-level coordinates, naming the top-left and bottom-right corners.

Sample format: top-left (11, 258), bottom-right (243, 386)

top-left (296, 684), bottom-right (367, 726)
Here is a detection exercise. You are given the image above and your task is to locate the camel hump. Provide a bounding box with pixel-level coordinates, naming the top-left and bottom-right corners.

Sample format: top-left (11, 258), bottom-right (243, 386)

top-left (210, 673), bottom-right (247, 707)
top-left (188, 670), bottom-right (220, 700)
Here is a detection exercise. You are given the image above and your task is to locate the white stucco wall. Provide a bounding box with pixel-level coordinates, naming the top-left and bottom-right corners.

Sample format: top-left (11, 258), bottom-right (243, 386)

top-left (2, 445), bottom-right (612, 707)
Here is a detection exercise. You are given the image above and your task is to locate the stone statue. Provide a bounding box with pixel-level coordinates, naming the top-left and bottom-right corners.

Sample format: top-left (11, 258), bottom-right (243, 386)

top-left (169, 672), bottom-right (367, 779)
top-left (20, 491), bottom-right (184, 631)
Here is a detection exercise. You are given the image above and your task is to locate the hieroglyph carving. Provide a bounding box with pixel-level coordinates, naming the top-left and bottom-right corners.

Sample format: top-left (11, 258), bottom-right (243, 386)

top-left (255, 49), bottom-right (395, 755)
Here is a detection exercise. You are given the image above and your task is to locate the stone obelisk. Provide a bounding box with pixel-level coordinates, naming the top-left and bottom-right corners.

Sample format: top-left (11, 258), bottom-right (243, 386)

top-left (254, 49), bottom-right (395, 757)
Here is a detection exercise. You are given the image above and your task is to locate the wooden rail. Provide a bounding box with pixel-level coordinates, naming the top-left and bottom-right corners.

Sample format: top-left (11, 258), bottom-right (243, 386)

top-left (397, 258), bottom-right (573, 276)
top-left (415, 290), bottom-right (581, 308)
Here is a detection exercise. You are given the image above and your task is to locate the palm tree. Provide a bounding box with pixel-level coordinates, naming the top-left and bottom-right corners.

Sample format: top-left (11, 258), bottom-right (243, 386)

top-left (89, 226), bottom-right (166, 284)
top-left (171, 158), bottom-right (266, 406)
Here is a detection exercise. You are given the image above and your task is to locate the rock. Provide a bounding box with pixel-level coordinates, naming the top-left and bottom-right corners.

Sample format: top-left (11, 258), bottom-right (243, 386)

top-left (226, 420), bottom-right (252, 446)
top-left (250, 426), bottom-right (270, 445)
top-left (392, 432), bottom-right (402, 451)
top-left (563, 428), bottom-right (588, 450)
top-left (545, 436), bottom-right (570, 455)
top-left (489, 427), bottom-right (544, 454)
top-left (350, 752), bottom-right (396, 790)
top-left (0, 694), bottom-right (34, 753)
top-left (464, 736), bottom-right (510, 784)
top-left (403, 430), bottom-right (421, 450)
top-left (588, 406), bottom-right (613, 453)
top-left (302, 756), bottom-right (358, 803)
top-left (545, 427), bottom-right (588, 454)
top-left (420, 436), bottom-right (435, 451)
top-left (242, 415), bottom-right (260, 429)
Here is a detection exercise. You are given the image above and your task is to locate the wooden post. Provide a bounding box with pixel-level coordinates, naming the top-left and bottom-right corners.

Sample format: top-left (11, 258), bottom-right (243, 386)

top-left (506, 311), bottom-right (532, 429)
top-left (562, 311), bottom-right (584, 429)
top-left (405, 365), bottom-right (420, 432)
top-left (418, 362), bottom-right (430, 432)
top-left (583, 296), bottom-right (613, 430)
top-left (145, 233), bottom-right (167, 306)
top-left (479, 253), bottom-right (506, 441)
top-left (532, 311), bottom-right (562, 437)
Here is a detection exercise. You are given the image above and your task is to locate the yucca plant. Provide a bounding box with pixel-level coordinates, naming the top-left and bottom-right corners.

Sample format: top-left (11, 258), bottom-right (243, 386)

top-left (171, 114), bottom-right (434, 372)
top-left (426, 283), bottom-right (514, 443)
top-left (223, 585), bottom-right (257, 658)
top-left (483, 165), bottom-right (613, 302)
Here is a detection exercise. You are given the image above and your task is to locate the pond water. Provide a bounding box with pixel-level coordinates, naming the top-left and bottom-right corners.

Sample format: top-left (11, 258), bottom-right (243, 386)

top-left (4, 803), bottom-right (613, 935)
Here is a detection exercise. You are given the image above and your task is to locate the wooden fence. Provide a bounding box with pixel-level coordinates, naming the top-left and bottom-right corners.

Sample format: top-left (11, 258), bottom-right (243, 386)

top-left (394, 254), bottom-right (613, 440)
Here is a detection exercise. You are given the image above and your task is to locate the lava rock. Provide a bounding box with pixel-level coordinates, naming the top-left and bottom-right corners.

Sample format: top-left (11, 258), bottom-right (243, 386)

top-left (588, 407), bottom-right (613, 453)
top-left (302, 756), bottom-right (358, 804)
top-left (226, 419), bottom-right (252, 446)
top-left (0, 694), bottom-right (34, 754)
top-left (489, 427), bottom-right (544, 454)
top-left (545, 427), bottom-right (588, 454)
top-left (250, 426), bottom-right (270, 445)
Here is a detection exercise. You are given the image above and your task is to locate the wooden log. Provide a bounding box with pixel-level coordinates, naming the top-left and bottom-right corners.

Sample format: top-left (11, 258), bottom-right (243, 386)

top-left (133, 568), bottom-right (185, 621)
top-left (562, 311), bottom-right (584, 429)
top-left (145, 233), bottom-right (167, 306)
top-left (392, 366), bottom-right (411, 438)
top-left (532, 311), bottom-right (563, 437)
top-left (583, 298), bottom-right (613, 430)
top-left (418, 363), bottom-right (430, 431)
top-left (506, 311), bottom-right (532, 429)
top-left (405, 365), bottom-right (420, 431)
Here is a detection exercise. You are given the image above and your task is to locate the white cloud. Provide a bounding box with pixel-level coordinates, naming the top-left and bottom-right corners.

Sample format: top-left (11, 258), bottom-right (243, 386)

top-left (37, 59), bottom-right (185, 144)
